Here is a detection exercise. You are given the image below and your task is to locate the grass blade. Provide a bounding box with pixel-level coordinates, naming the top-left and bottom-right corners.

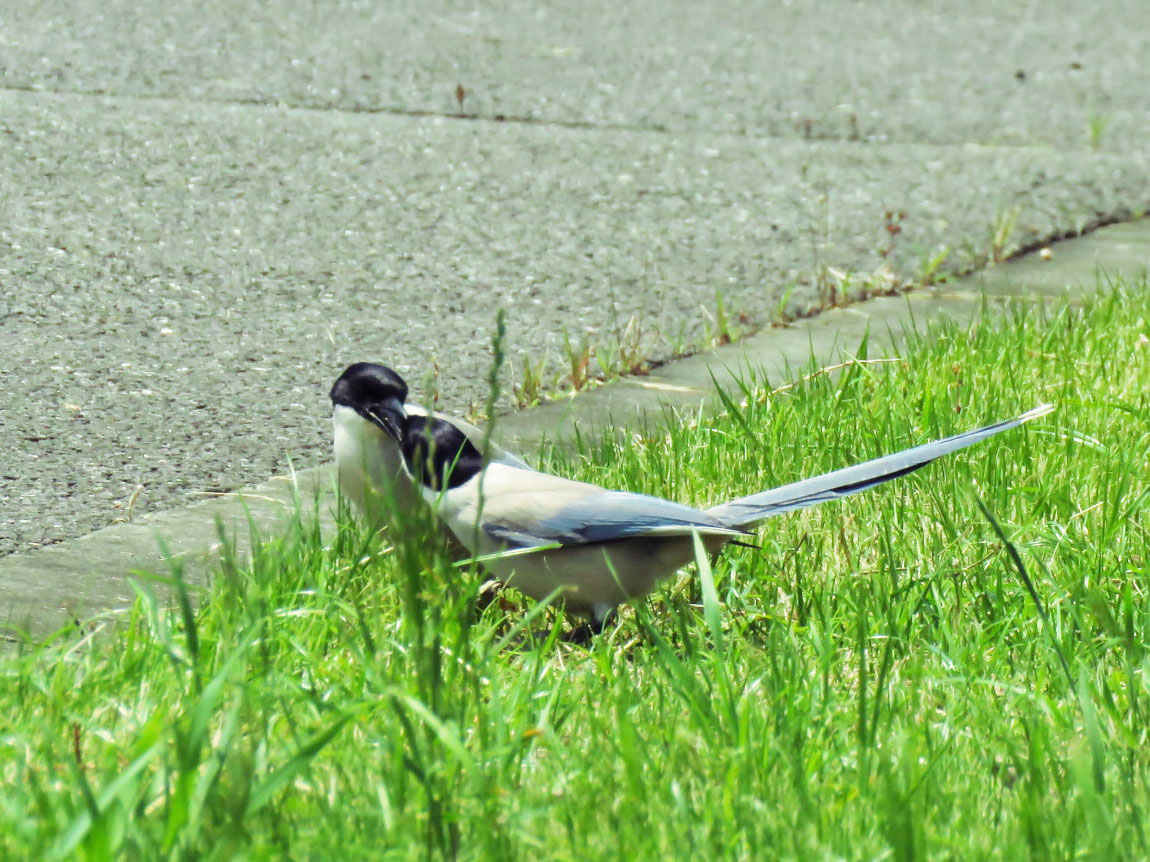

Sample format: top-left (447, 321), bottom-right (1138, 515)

top-left (974, 494), bottom-right (1074, 689)
top-left (693, 531), bottom-right (724, 654)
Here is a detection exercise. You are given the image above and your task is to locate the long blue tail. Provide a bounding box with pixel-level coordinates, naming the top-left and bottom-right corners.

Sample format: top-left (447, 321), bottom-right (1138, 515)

top-left (705, 404), bottom-right (1053, 529)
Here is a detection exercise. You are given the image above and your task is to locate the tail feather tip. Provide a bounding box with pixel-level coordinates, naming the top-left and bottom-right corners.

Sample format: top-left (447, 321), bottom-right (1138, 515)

top-left (1018, 403), bottom-right (1055, 424)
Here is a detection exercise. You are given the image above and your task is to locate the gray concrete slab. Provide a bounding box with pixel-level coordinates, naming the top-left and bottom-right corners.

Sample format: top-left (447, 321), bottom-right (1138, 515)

top-left (2, 1), bottom-right (1148, 152)
top-left (3, 220), bottom-right (1145, 639)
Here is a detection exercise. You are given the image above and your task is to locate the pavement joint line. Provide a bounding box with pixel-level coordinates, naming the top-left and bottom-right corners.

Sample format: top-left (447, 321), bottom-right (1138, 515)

top-left (0, 82), bottom-right (672, 136)
top-left (9, 83), bottom-right (1147, 158)
top-left (0, 218), bottom-right (1147, 639)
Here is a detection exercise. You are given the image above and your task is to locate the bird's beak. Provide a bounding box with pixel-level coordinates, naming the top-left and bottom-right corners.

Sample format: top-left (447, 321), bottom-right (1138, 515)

top-left (363, 395), bottom-right (406, 442)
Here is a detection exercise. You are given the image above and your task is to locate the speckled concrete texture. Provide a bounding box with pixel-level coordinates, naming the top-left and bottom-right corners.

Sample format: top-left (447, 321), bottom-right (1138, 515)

top-left (1, 1), bottom-right (1149, 558)
top-left (3, 1), bottom-right (1148, 149)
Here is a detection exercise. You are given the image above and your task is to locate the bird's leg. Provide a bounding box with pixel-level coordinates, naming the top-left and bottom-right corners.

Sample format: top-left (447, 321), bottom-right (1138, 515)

top-left (474, 578), bottom-right (504, 614)
top-left (591, 602), bottom-right (616, 632)
top-left (561, 603), bottom-right (616, 645)
top-left (560, 622), bottom-right (596, 646)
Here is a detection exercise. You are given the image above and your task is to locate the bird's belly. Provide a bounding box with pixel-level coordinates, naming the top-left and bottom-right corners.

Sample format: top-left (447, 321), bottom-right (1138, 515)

top-left (483, 535), bottom-right (731, 617)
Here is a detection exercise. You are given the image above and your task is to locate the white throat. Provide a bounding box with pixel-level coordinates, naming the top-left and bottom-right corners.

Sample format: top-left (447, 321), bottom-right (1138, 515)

top-left (332, 404), bottom-right (417, 516)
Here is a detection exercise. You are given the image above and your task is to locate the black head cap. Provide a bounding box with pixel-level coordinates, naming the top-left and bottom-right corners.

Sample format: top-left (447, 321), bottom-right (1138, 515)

top-left (402, 415), bottom-right (483, 491)
top-left (330, 363), bottom-right (409, 440)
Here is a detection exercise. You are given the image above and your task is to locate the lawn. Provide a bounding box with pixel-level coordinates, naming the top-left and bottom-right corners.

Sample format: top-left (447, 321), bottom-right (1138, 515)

top-left (2, 281), bottom-right (1148, 860)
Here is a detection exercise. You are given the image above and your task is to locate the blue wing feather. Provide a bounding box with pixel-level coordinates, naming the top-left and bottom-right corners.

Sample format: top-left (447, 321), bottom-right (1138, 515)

top-left (484, 490), bottom-right (746, 548)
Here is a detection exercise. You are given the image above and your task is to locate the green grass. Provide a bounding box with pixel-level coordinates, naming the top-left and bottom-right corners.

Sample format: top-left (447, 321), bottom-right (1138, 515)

top-left (3, 280), bottom-right (1150, 860)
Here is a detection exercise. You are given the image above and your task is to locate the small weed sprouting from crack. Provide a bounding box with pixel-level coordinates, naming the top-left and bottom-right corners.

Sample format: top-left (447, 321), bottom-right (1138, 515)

top-left (512, 355), bottom-right (550, 409)
top-left (990, 206), bottom-right (1021, 264)
top-left (701, 289), bottom-right (749, 347)
top-left (771, 280), bottom-right (798, 326)
top-left (562, 329), bottom-right (595, 394)
top-left (808, 191), bottom-right (836, 308)
top-left (599, 313), bottom-right (649, 379)
top-left (916, 245), bottom-right (952, 287)
top-left (701, 290), bottom-right (733, 347)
